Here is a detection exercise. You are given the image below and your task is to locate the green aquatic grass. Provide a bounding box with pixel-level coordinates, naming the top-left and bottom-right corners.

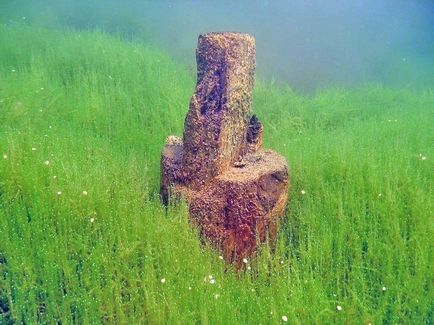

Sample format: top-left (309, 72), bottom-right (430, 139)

top-left (0, 25), bottom-right (433, 324)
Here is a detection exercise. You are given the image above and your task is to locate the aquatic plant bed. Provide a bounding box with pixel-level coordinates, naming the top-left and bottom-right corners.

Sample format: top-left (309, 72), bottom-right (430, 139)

top-left (0, 25), bottom-right (432, 324)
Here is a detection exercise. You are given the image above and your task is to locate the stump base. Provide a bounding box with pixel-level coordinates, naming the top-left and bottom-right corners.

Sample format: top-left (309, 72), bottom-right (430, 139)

top-left (161, 139), bottom-right (289, 265)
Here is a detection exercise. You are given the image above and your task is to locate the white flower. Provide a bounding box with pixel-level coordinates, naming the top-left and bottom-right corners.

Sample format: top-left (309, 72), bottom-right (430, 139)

top-left (382, 286), bottom-right (387, 291)
top-left (44, 160), bottom-right (50, 165)
top-left (219, 255), bottom-right (224, 260)
top-left (82, 190), bottom-right (88, 196)
top-left (32, 147), bottom-right (36, 151)
top-left (421, 156), bottom-right (426, 161)
top-left (40, 87), bottom-right (44, 90)
top-left (11, 69), bottom-right (15, 73)
top-left (209, 279), bottom-right (216, 284)
top-left (243, 258), bottom-right (248, 264)
top-left (90, 217), bottom-right (95, 223)
top-left (336, 305), bottom-right (342, 311)
top-left (188, 286), bottom-right (192, 290)
top-left (160, 278), bottom-right (166, 284)
top-left (53, 175), bottom-right (57, 179)
top-left (214, 294), bottom-right (220, 299)
top-left (301, 190), bottom-right (306, 195)
top-left (208, 275), bottom-right (213, 279)
top-left (49, 125), bottom-right (52, 129)
top-left (2, 155), bottom-right (7, 159)
top-left (280, 260), bottom-right (284, 264)
top-left (282, 315), bottom-right (288, 322)
top-left (57, 191), bottom-right (62, 196)
top-left (247, 266), bottom-right (251, 271)
top-left (378, 193), bottom-right (382, 197)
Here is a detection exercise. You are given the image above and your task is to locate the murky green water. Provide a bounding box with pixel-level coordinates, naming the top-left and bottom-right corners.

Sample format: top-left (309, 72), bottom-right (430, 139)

top-left (2, 0), bottom-right (433, 91)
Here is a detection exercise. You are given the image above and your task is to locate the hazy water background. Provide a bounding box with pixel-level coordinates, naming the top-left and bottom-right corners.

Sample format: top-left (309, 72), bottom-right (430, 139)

top-left (2, 0), bottom-right (433, 92)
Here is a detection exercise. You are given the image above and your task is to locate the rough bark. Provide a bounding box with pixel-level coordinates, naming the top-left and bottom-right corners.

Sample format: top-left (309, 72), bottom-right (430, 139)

top-left (160, 32), bottom-right (289, 266)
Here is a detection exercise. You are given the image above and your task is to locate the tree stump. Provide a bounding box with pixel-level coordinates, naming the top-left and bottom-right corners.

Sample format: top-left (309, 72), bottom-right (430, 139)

top-left (160, 32), bottom-right (289, 266)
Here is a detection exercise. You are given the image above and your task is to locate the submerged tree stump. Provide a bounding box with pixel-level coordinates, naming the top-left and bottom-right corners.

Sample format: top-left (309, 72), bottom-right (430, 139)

top-left (161, 32), bottom-right (289, 266)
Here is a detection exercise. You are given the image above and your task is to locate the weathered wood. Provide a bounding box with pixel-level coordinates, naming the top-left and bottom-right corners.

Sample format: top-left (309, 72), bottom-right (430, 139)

top-left (160, 32), bottom-right (289, 266)
top-left (182, 32), bottom-right (256, 189)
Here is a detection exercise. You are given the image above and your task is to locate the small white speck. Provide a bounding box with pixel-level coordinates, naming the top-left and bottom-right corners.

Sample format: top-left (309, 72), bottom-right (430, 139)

top-left (11, 69), bottom-right (16, 73)
top-left (421, 156), bottom-right (426, 161)
top-left (22, 16), bottom-right (26, 20)
top-left (336, 305), bottom-right (342, 311)
top-left (90, 217), bottom-right (95, 223)
top-left (39, 109), bottom-right (43, 112)
top-left (57, 191), bottom-right (62, 196)
top-left (53, 175), bottom-right (57, 179)
top-left (49, 125), bottom-right (52, 129)
top-left (388, 119), bottom-right (392, 122)
top-left (44, 160), bottom-right (50, 165)
top-left (382, 286), bottom-right (387, 291)
top-left (32, 147), bottom-right (36, 151)
top-left (40, 87), bottom-right (44, 90)
top-left (209, 279), bottom-right (216, 284)
top-left (160, 278), bottom-right (166, 284)
top-left (243, 258), bottom-right (248, 264)
top-left (301, 190), bottom-right (306, 195)
top-left (280, 260), bottom-right (284, 264)
top-left (214, 294), bottom-right (220, 299)
top-left (208, 275), bottom-right (213, 280)
top-left (282, 315), bottom-right (288, 322)
top-left (82, 190), bottom-right (88, 196)
top-left (247, 266), bottom-right (251, 271)
top-left (378, 193), bottom-right (382, 197)
top-left (108, 75), bottom-right (113, 80)
top-left (188, 286), bottom-right (192, 290)
top-left (219, 255), bottom-right (224, 260)
top-left (3, 154), bottom-right (7, 159)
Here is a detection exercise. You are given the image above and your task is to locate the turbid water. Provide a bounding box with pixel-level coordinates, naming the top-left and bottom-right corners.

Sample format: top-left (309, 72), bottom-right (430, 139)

top-left (0, 2), bottom-right (433, 324)
top-left (2, 0), bottom-right (434, 91)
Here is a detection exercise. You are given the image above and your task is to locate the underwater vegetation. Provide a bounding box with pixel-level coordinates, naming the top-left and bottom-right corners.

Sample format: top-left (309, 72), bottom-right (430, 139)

top-left (0, 8), bottom-right (433, 325)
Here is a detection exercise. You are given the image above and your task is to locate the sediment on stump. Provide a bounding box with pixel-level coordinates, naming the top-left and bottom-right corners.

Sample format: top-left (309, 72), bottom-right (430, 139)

top-left (160, 32), bottom-right (289, 266)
